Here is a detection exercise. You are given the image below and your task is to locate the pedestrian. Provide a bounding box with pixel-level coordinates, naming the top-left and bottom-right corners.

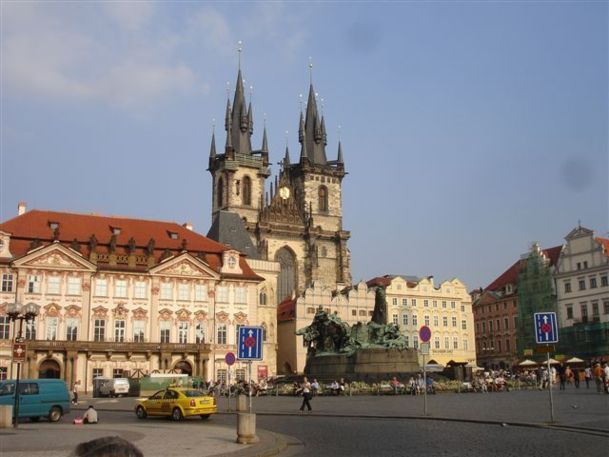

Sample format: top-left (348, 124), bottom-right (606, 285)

top-left (593, 363), bottom-right (604, 393)
top-left (72, 380), bottom-right (81, 405)
top-left (83, 405), bottom-right (98, 424)
top-left (311, 378), bottom-right (320, 396)
top-left (584, 366), bottom-right (592, 389)
top-left (299, 377), bottom-right (312, 412)
top-left (390, 376), bottom-right (400, 395)
top-left (558, 364), bottom-right (566, 390)
top-left (603, 363), bottom-right (609, 394)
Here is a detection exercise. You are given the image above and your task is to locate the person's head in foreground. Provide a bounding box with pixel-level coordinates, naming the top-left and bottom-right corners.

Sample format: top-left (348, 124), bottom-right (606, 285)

top-left (71, 436), bottom-right (143, 457)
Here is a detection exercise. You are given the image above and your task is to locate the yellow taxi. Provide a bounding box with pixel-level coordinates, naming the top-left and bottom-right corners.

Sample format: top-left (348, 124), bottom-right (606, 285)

top-left (135, 387), bottom-right (217, 421)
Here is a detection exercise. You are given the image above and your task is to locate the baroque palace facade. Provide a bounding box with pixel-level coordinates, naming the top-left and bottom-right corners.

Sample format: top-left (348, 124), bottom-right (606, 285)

top-left (0, 207), bottom-right (279, 388)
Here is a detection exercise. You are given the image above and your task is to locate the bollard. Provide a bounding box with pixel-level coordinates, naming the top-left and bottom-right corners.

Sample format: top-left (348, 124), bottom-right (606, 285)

top-left (0, 405), bottom-right (13, 428)
top-left (236, 412), bottom-right (259, 444)
top-left (237, 394), bottom-right (248, 412)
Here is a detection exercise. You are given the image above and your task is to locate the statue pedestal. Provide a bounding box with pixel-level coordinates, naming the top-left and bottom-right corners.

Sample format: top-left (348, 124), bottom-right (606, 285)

top-left (305, 347), bottom-right (419, 382)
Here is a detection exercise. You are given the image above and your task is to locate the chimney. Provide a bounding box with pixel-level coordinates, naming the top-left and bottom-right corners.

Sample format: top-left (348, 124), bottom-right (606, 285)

top-left (18, 202), bottom-right (26, 216)
top-left (182, 222), bottom-right (193, 231)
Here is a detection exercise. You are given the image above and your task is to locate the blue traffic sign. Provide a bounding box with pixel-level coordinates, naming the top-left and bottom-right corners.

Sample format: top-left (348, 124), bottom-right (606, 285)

top-left (237, 326), bottom-right (263, 360)
top-left (534, 312), bottom-right (559, 344)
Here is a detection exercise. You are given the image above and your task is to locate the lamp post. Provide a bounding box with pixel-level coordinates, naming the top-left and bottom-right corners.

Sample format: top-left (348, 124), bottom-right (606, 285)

top-left (7, 302), bottom-right (39, 428)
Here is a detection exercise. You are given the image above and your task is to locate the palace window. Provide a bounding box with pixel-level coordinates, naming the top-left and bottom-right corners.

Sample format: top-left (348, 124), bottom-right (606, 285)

top-left (603, 301), bottom-right (609, 315)
top-left (463, 339), bottom-right (468, 351)
top-left (235, 287), bottom-right (247, 304)
top-left (566, 305), bottom-right (573, 319)
top-left (216, 286), bottom-right (229, 303)
top-left (114, 320), bottom-right (125, 342)
top-left (1, 274), bottom-right (13, 292)
top-left (424, 300), bottom-right (429, 307)
top-left (451, 301), bottom-right (456, 309)
top-left (46, 317), bottom-right (58, 340)
top-left (453, 337), bottom-right (459, 349)
top-left (402, 298), bottom-right (408, 306)
top-left (133, 320), bottom-right (145, 342)
top-left (113, 369), bottom-right (124, 378)
top-left (134, 281), bottom-right (147, 299)
top-left (452, 317), bottom-right (457, 327)
top-left (442, 301), bottom-right (447, 308)
top-left (93, 368), bottom-right (104, 379)
top-left (601, 275), bottom-right (608, 287)
top-left (590, 277), bottom-right (597, 289)
top-left (412, 315), bottom-right (418, 326)
top-left (196, 324), bottom-right (205, 344)
top-left (402, 314), bottom-right (408, 326)
top-left (393, 314), bottom-right (399, 325)
top-left (94, 279), bottom-right (107, 296)
top-left (581, 304), bottom-right (588, 322)
top-left (160, 282), bottom-right (173, 300)
top-left (160, 321), bottom-right (171, 343)
top-left (352, 309), bottom-right (356, 316)
top-left (27, 275), bottom-right (41, 293)
top-left (443, 317), bottom-right (448, 327)
top-left (360, 310), bottom-right (367, 316)
top-left (178, 322), bottom-right (189, 344)
top-left (433, 300), bottom-right (438, 308)
top-left (392, 297), bottom-right (397, 306)
top-left (424, 315), bottom-right (429, 326)
top-left (404, 335), bottom-right (410, 347)
top-left (47, 276), bottom-right (61, 294)
top-left (195, 284), bottom-right (207, 302)
top-left (434, 337), bottom-right (440, 349)
top-left (444, 337), bottom-right (449, 349)
top-left (413, 337), bottom-right (419, 350)
top-left (114, 280), bottom-right (128, 298)
top-left (412, 299), bottom-right (417, 307)
top-left (177, 283), bottom-right (190, 301)
top-left (462, 320), bottom-right (467, 330)
top-left (67, 277), bottom-right (81, 295)
top-left (504, 317), bottom-right (509, 329)
top-left (66, 318), bottom-right (78, 341)
top-left (318, 185), bottom-right (328, 212)
top-left (0, 316), bottom-right (10, 339)
top-left (578, 279), bottom-right (586, 291)
top-left (564, 281), bottom-right (571, 293)
top-left (217, 324), bottom-right (227, 345)
top-left (308, 307), bottom-right (316, 314)
top-left (433, 316), bottom-right (439, 327)
top-left (25, 320), bottom-right (36, 340)
top-left (592, 302), bottom-right (599, 316)
top-left (94, 319), bottom-right (105, 342)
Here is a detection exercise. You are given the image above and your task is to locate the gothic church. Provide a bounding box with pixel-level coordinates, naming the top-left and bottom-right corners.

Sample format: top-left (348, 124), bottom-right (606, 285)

top-left (207, 67), bottom-right (351, 304)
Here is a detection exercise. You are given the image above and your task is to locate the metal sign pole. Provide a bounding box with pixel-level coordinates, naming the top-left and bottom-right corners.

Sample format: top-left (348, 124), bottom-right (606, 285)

top-left (423, 352), bottom-right (427, 416)
top-left (547, 347), bottom-right (554, 423)
top-left (248, 361), bottom-right (252, 413)
top-left (227, 366), bottom-right (231, 412)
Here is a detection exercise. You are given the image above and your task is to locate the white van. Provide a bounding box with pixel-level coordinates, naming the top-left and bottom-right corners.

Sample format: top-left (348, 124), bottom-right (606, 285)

top-left (93, 377), bottom-right (130, 397)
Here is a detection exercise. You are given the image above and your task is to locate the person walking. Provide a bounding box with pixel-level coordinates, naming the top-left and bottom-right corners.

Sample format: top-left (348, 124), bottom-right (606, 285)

top-left (72, 380), bottom-right (81, 405)
top-left (593, 363), bottom-right (604, 393)
top-left (558, 364), bottom-right (566, 390)
top-left (299, 377), bottom-right (312, 412)
top-left (584, 366), bottom-right (592, 389)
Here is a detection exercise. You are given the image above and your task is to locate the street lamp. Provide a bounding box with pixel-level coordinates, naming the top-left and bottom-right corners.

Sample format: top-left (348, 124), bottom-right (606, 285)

top-left (7, 302), bottom-right (39, 428)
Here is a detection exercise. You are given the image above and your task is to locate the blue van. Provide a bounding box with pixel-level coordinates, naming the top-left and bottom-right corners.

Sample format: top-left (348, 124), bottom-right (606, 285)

top-left (0, 379), bottom-right (71, 422)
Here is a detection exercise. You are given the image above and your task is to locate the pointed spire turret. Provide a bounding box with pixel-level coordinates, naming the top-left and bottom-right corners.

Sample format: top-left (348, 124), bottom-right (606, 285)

top-left (261, 125), bottom-right (269, 154)
top-left (210, 130), bottom-right (217, 160)
top-left (301, 79), bottom-right (327, 165)
top-left (321, 116), bottom-right (327, 146)
top-left (298, 110), bottom-right (305, 143)
top-left (283, 145), bottom-right (291, 165)
top-left (247, 101), bottom-right (253, 135)
top-left (337, 140), bottom-right (344, 165)
top-left (228, 67), bottom-right (253, 155)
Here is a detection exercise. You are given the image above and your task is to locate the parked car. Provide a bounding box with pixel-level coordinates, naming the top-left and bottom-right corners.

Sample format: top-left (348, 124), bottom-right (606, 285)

top-left (135, 387), bottom-right (217, 421)
top-left (93, 377), bottom-right (130, 397)
top-left (0, 379), bottom-right (70, 422)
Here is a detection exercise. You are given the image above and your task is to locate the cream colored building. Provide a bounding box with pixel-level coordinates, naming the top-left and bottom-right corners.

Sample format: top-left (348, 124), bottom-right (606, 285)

top-left (0, 207), bottom-right (278, 390)
top-left (277, 281), bottom-right (376, 374)
top-left (372, 275), bottom-right (476, 366)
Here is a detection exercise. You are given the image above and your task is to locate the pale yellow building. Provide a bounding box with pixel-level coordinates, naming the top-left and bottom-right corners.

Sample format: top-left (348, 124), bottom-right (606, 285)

top-left (369, 275), bottom-right (476, 366)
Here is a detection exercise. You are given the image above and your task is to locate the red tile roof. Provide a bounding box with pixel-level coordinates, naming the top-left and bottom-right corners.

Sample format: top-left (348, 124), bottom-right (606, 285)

top-left (595, 237), bottom-right (609, 258)
top-left (485, 246), bottom-right (562, 292)
top-left (277, 297), bottom-right (297, 322)
top-left (0, 209), bottom-right (261, 280)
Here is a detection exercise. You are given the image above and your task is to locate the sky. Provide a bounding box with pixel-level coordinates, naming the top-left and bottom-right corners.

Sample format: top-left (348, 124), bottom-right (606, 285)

top-left (1, 1), bottom-right (607, 291)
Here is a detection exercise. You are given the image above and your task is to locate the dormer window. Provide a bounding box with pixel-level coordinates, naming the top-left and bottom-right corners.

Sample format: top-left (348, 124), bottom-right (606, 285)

top-left (168, 231), bottom-right (179, 240)
top-left (49, 221), bottom-right (59, 231)
top-left (110, 226), bottom-right (121, 235)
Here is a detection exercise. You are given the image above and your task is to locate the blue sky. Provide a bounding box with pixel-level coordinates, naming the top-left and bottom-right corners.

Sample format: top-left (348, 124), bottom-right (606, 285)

top-left (1, 1), bottom-right (607, 290)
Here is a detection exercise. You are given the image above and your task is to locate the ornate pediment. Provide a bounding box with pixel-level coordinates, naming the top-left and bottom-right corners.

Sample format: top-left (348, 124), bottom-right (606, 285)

top-left (65, 305), bottom-right (81, 318)
top-left (194, 311), bottom-right (207, 321)
top-left (233, 312), bottom-right (248, 324)
top-left (216, 311), bottom-right (229, 323)
top-left (43, 303), bottom-right (61, 317)
top-left (92, 306), bottom-right (108, 318)
top-left (159, 308), bottom-right (173, 321)
top-left (132, 307), bottom-right (148, 320)
top-left (14, 244), bottom-right (95, 271)
top-left (176, 309), bottom-right (191, 321)
top-left (151, 254), bottom-right (219, 279)
top-left (113, 304), bottom-right (129, 319)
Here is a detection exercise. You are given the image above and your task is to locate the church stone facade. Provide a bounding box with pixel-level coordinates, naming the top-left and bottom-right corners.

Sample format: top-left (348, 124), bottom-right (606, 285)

top-left (208, 68), bottom-right (351, 305)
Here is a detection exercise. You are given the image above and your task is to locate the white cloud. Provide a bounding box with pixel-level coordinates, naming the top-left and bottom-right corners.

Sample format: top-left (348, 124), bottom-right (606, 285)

top-left (1, 3), bottom-right (202, 113)
top-left (102, 1), bottom-right (156, 31)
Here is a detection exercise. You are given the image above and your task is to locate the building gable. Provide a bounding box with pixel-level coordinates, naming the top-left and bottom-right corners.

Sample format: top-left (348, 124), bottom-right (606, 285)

top-left (12, 243), bottom-right (96, 272)
top-left (149, 253), bottom-right (220, 279)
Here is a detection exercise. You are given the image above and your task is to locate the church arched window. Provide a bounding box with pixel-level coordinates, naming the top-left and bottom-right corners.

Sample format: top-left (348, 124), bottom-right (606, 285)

top-left (259, 289), bottom-right (267, 306)
top-left (318, 185), bottom-right (328, 212)
top-left (217, 177), bottom-right (224, 208)
top-left (275, 247), bottom-right (296, 304)
top-left (242, 176), bottom-right (252, 206)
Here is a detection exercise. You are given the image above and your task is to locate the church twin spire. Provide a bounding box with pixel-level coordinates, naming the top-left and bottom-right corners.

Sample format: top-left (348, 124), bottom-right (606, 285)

top-left (210, 54), bottom-right (343, 170)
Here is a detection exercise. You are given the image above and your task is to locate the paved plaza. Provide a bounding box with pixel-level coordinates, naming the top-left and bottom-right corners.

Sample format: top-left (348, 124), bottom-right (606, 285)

top-left (0, 389), bottom-right (606, 457)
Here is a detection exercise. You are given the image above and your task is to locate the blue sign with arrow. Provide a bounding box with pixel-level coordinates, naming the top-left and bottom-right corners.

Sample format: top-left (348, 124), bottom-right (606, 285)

top-left (237, 326), bottom-right (263, 360)
top-left (534, 312), bottom-right (559, 344)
